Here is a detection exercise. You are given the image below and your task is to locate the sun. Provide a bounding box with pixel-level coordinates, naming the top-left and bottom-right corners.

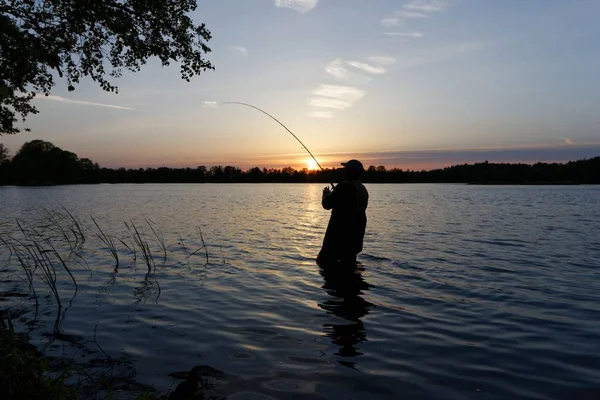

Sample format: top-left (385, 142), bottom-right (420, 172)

top-left (306, 159), bottom-right (318, 171)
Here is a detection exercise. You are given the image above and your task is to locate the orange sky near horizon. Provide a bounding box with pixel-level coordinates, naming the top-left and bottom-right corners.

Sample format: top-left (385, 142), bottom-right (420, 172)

top-left (75, 142), bottom-right (599, 172)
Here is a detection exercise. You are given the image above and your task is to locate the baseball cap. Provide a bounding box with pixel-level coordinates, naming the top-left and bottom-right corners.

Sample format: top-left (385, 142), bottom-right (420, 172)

top-left (341, 159), bottom-right (364, 172)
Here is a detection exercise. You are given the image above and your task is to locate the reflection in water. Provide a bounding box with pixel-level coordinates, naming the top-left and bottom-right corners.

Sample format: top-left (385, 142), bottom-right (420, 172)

top-left (133, 274), bottom-right (161, 305)
top-left (318, 263), bottom-right (375, 369)
top-left (167, 365), bottom-right (227, 400)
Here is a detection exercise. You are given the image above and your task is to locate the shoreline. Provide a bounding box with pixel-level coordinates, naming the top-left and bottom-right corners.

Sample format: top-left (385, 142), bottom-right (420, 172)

top-left (0, 181), bottom-right (597, 187)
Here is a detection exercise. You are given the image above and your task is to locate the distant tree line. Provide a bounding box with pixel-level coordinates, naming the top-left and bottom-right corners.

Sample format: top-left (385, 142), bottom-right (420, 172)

top-left (0, 141), bottom-right (598, 185)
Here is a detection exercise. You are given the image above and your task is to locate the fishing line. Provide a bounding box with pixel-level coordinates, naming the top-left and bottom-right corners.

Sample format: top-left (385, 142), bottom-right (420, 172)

top-left (223, 101), bottom-right (334, 188)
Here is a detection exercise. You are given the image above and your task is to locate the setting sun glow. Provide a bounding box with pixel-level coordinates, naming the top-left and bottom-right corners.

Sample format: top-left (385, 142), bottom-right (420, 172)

top-left (307, 159), bottom-right (318, 171)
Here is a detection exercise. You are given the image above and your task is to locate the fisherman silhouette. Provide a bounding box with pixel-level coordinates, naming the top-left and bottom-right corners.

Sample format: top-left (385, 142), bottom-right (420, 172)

top-left (317, 159), bottom-right (369, 267)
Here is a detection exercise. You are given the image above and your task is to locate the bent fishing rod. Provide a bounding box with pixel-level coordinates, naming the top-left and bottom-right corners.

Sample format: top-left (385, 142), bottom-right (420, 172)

top-left (223, 101), bottom-right (335, 188)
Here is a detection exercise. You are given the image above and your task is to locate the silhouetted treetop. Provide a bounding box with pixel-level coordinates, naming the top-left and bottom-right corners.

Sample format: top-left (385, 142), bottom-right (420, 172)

top-left (0, 141), bottom-right (598, 186)
top-left (1, 0), bottom-right (214, 134)
top-left (0, 143), bottom-right (8, 163)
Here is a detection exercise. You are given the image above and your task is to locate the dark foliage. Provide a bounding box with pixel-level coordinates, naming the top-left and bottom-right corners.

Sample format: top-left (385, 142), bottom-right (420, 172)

top-left (1, 0), bottom-right (213, 134)
top-left (0, 315), bottom-right (77, 400)
top-left (7, 140), bottom-right (95, 185)
top-left (0, 141), bottom-right (598, 185)
top-left (0, 142), bottom-right (8, 161)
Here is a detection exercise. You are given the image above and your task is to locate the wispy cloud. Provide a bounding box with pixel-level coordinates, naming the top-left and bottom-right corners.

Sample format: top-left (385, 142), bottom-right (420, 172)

top-left (381, 0), bottom-right (446, 35)
top-left (274, 0), bottom-right (319, 13)
top-left (381, 10), bottom-right (428, 27)
top-left (202, 101), bottom-right (218, 108)
top-left (325, 59), bottom-right (351, 80)
top-left (34, 94), bottom-right (138, 111)
top-left (395, 10), bottom-right (428, 18)
top-left (404, 0), bottom-right (448, 12)
top-left (381, 17), bottom-right (402, 28)
top-left (309, 97), bottom-right (354, 110)
top-left (313, 85), bottom-right (366, 104)
top-left (228, 46), bottom-right (248, 57)
top-left (346, 61), bottom-right (387, 74)
top-left (563, 137), bottom-right (574, 145)
top-left (324, 58), bottom-right (372, 84)
top-left (311, 54), bottom-right (393, 118)
top-left (383, 31), bottom-right (423, 38)
top-left (368, 56), bottom-right (397, 65)
top-left (309, 84), bottom-right (366, 114)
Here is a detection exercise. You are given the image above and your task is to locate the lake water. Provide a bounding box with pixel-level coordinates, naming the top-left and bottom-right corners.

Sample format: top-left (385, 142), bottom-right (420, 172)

top-left (1, 184), bottom-right (600, 399)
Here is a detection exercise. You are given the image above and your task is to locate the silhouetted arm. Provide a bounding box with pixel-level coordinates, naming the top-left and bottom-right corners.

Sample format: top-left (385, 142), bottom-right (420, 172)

top-left (322, 186), bottom-right (336, 210)
top-left (322, 183), bottom-right (350, 210)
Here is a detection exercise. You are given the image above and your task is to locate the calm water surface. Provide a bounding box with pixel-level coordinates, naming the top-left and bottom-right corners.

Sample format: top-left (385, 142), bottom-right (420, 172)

top-left (1, 184), bottom-right (600, 399)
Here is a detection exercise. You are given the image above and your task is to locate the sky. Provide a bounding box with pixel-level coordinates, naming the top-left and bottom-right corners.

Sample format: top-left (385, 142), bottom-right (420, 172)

top-left (2, 0), bottom-right (600, 171)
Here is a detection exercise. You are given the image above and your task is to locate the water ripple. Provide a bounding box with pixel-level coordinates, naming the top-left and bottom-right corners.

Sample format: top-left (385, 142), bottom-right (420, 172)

top-left (1, 184), bottom-right (600, 399)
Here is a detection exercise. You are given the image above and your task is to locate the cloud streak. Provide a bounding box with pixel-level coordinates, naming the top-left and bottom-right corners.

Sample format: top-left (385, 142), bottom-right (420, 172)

top-left (325, 59), bottom-right (351, 80)
top-left (34, 95), bottom-right (138, 111)
top-left (563, 137), bottom-right (574, 145)
top-left (308, 84), bottom-right (366, 117)
top-left (324, 58), bottom-right (372, 85)
top-left (381, 17), bottom-right (402, 28)
top-left (395, 10), bottom-right (428, 18)
top-left (310, 54), bottom-right (395, 118)
top-left (383, 31), bottom-right (423, 38)
top-left (313, 84), bottom-right (366, 103)
top-left (202, 101), bottom-right (218, 108)
top-left (404, 0), bottom-right (448, 13)
top-left (381, 11), bottom-right (428, 27)
top-left (310, 84), bottom-right (366, 110)
top-left (274, 0), bottom-right (319, 13)
top-left (309, 97), bottom-right (353, 110)
top-left (228, 46), bottom-right (248, 57)
top-left (381, 0), bottom-right (446, 35)
top-left (346, 61), bottom-right (387, 74)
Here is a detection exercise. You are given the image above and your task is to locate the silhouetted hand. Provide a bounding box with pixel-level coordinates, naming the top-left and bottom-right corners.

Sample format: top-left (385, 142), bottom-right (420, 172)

top-left (323, 186), bottom-right (331, 195)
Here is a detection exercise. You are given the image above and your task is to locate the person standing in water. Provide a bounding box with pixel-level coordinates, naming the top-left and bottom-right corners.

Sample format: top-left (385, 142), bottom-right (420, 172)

top-left (317, 159), bottom-right (369, 267)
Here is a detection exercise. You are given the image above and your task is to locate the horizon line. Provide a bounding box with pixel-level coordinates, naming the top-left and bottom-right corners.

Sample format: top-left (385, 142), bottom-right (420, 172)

top-left (98, 155), bottom-right (599, 172)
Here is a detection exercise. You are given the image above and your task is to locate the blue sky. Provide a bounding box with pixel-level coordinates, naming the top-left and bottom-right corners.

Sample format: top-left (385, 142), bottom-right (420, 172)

top-left (2, 0), bottom-right (599, 170)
